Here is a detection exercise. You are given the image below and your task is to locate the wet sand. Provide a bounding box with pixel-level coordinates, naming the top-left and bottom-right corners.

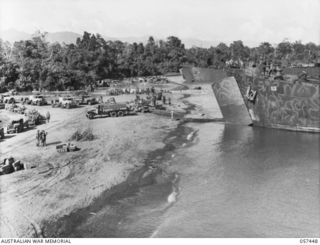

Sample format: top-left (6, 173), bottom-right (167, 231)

top-left (42, 122), bottom-right (195, 237)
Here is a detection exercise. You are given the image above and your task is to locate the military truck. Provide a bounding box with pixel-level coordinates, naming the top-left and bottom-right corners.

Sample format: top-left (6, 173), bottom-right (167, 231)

top-left (6, 119), bottom-right (28, 134)
top-left (86, 103), bottom-right (132, 119)
top-left (25, 109), bottom-right (46, 126)
top-left (133, 98), bottom-right (151, 113)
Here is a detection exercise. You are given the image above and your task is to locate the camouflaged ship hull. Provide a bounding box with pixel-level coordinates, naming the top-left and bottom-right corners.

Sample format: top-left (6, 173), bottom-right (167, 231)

top-left (181, 66), bottom-right (320, 132)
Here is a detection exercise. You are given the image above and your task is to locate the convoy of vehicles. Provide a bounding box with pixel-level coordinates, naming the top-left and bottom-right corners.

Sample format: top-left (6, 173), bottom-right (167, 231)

top-left (0, 90), bottom-right (156, 140)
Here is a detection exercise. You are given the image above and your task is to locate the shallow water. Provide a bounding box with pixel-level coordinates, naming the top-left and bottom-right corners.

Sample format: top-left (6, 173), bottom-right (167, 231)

top-left (153, 123), bottom-right (320, 237)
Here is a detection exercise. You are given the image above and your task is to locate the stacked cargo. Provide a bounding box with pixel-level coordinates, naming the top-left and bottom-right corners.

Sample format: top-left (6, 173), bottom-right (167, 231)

top-left (0, 157), bottom-right (24, 176)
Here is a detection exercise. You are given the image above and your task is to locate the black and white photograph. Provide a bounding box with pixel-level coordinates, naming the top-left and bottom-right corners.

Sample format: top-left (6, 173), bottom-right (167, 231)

top-left (0, 0), bottom-right (319, 242)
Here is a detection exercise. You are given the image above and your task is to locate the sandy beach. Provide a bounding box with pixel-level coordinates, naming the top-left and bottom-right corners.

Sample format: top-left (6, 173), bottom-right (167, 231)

top-left (0, 77), bottom-right (219, 237)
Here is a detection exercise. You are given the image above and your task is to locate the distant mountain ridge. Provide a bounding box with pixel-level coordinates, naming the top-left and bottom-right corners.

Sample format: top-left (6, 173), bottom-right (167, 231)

top-left (46, 31), bottom-right (82, 44)
top-left (0, 29), bottom-right (222, 48)
top-left (0, 29), bottom-right (31, 43)
top-left (0, 29), bottom-right (82, 44)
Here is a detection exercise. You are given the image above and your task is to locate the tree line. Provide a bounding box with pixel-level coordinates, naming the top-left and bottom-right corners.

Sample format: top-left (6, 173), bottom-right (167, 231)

top-left (0, 31), bottom-right (319, 92)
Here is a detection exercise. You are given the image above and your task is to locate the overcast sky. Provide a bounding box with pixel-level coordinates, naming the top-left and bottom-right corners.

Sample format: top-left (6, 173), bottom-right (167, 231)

top-left (1, 0), bottom-right (319, 45)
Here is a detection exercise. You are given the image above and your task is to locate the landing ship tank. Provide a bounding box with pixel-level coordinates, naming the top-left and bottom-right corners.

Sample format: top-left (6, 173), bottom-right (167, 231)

top-left (180, 65), bottom-right (320, 133)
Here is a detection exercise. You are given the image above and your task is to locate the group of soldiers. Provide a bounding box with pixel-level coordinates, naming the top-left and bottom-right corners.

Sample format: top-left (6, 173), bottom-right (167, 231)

top-left (36, 130), bottom-right (48, 147)
top-left (35, 111), bottom-right (50, 147)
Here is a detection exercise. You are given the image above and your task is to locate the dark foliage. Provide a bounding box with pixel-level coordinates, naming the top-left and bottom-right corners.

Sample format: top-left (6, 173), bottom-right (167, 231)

top-left (0, 32), bottom-right (319, 92)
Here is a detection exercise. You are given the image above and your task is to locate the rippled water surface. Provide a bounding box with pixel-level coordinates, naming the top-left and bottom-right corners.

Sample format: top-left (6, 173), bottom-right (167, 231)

top-left (153, 123), bottom-right (319, 237)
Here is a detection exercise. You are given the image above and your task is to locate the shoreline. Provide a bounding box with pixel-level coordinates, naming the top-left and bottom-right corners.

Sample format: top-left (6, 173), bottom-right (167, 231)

top-left (41, 99), bottom-right (198, 238)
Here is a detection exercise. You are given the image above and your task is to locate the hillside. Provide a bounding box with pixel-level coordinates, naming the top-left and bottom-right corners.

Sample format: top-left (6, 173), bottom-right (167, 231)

top-left (0, 29), bottom-right (219, 48)
top-left (46, 32), bottom-right (81, 44)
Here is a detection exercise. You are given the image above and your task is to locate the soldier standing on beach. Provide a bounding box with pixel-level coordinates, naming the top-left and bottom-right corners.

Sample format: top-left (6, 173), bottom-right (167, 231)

top-left (43, 131), bottom-right (47, 146)
top-left (46, 111), bottom-right (50, 123)
top-left (36, 130), bottom-right (40, 146)
top-left (152, 95), bottom-right (157, 107)
top-left (40, 130), bottom-right (48, 146)
top-left (162, 95), bottom-right (166, 105)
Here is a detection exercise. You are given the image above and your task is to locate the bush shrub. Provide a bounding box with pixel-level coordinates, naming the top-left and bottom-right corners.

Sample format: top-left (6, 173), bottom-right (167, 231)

top-left (70, 128), bottom-right (95, 141)
top-left (81, 127), bottom-right (95, 141)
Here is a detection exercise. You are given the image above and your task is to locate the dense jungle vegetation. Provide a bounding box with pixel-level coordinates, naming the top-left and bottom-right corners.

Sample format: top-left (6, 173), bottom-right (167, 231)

top-left (0, 31), bottom-right (319, 92)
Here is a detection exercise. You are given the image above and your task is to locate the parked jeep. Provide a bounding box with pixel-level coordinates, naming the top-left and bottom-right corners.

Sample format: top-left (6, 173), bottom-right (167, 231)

top-left (59, 97), bottom-right (78, 109)
top-left (79, 95), bottom-right (97, 105)
top-left (1, 94), bottom-right (15, 104)
top-left (28, 95), bottom-right (48, 106)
